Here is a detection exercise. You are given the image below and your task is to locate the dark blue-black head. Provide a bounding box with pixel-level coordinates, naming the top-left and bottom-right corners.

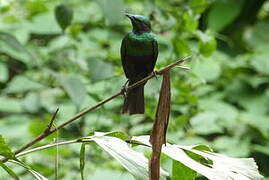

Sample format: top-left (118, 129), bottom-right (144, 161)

top-left (125, 13), bottom-right (151, 33)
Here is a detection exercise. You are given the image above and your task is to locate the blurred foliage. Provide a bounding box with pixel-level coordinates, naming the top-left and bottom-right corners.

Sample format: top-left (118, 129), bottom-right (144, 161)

top-left (0, 0), bottom-right (269, 179)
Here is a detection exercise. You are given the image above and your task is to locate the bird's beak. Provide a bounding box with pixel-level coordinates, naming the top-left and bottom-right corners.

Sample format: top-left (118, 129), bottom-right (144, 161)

top-left (125, 13), bottom-right (134, 20)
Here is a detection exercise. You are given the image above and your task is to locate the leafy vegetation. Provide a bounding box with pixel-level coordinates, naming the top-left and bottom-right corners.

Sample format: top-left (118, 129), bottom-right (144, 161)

top-left (0, 0), bottom-right (269, 179)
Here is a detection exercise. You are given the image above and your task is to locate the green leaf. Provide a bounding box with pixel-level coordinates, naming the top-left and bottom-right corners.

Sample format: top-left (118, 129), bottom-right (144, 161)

top-left (21, 92), bottom-right (41, 113)
top-left (197, 31), bottom-right (216, 57)
top-left (30, 13), bottom-right (62, 34)
top-left (207, 0), bottom-right (244, 32)
top-left (192, 58), bottom-right (221, 82)
top-left (55, 4), bottom-right (73, 31)
top-left (172, 160), bottom-right (197, 180)
top-left (80, 143), bottom-right (86, 180)
top-left (0, 162), bottom-right (20, 180)
top-left (105, 131), bottom-right (130, 140)
top-left (133, 136), bottom-right (263, 180)
top-left (173, 38), bottom-right (191, 56)
top-left (97, 0), bottom-right (124, 25)
top-left (58, 75), bottom-right (87, 107)
top-left (191, 112), bottom-right (223, 135)
top-left (0, 32), bottom-right (33, 64)
top-left (181, 11), bottom-right (198, 32)
top-left (87, 58), bottom-right (114, 82)
top-left (251, 52), bottom-right (269, 75)
top-left (190, 0), bottom-right (209, 14)
top-left (243, 21), bottom-right (269, 51)
top-left (4, 75), bottom-right (45, 93)
top-left (92, 133), bottom-right (168, 180)
top-left (0, 97), bottom-right (22, 113)
top-left (0, 62), bottom-right (8, 82)
top-left (240, 112), bottom-right (269, 138)
top-left (0, 135), bottom-right (15, 159)
top-left (213, 136), bottom-right (251, 157)
top-left (9, 160), bottom-right (48, 180)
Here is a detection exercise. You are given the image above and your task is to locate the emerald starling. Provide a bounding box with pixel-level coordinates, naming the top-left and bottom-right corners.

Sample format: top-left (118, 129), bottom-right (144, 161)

top-left (121, 14), bottom-right (158, 115)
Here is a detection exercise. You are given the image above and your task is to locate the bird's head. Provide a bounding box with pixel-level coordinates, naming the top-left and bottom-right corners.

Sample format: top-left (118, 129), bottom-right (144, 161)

top-left (125, 13), bottom-right (151, 34)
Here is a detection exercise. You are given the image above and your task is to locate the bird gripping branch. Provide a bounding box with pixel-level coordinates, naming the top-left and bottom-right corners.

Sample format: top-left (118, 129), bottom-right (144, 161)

top-left (121, 13), bottom-right (158, 115)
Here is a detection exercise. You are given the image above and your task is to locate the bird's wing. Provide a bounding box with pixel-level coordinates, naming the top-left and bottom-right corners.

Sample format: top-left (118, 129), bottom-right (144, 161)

top-left (151, 38), bottom-right (158, 72)
top-left (120, 36), bottom-right (130, 78)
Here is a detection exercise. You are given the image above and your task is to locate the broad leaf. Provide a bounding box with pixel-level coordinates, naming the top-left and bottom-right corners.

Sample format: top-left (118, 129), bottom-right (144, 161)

top-left (97, 0), bottom-right (124, 25)
top-left (87, 58), bottom-right (114, 82)
top-left (133, 136), bottom-right (263, 180)
top-left (207, 0), bottom-right (243, 32)
top-left (91, 133), bottom-right (168, 180)
top-left (4, 76), bottom-right (45, 93)
top-left (58, 75), bottom-right (87, 107)
top-left (251, 52), bottom-right (269, 75)
top-left (172, 160), bottom-right (197, 180)
top-left (0, 32), bottom-right (33, 64)
top-left (192, 57), bottom-right (221, 82)
top-left (0, 97), bottom-right (22, 113)
top-left (30, 13), bottom-right (61, 34)
top-left (55, 4), bottom-right (73, 31)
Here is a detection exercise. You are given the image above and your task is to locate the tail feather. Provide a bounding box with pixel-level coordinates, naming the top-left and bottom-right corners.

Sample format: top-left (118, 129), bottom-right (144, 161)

top-left (122, 84), bottom-right (145, 115)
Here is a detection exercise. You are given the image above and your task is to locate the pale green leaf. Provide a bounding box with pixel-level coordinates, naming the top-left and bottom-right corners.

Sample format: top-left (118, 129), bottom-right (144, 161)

top-left (87, 58), bottom-right (114, 82)
top-left (21, 92), bottom-right (41, 113)
top-left (251, 53), bottom-right (269, 75)
top-left (133, 136), bottom-right (263, 180)
top-left (190, 112), bottom-right (222, 135)
top-left (30, 13), bottom-right (62, 34)
top-left (91, 132), bottom-right (168, 180)
top-left (0, 97), bottom-right (22, 113)
top-left (192, 58), bottom-right (221, 82)
top-left (4, 76), bottom-right (45, 93)
top-left (97, 0), bottom-right (124, 25)
top-left (0, 62), bottom-right (8, 82)
top-left (58, 75), bottom-right (87, 107)
top-left (0, 32), bottom-right (33, 64)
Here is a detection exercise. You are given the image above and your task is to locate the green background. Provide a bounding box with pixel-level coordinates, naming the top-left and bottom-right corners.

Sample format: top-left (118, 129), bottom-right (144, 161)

top-left (0, 0), bottom-right (269, 179)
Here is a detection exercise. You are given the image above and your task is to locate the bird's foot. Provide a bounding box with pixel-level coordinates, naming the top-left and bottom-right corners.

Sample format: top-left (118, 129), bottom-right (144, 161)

top-left (121, 80), bottom-right (129, 97)
top-left (152, 71), bottom-right (158, 79)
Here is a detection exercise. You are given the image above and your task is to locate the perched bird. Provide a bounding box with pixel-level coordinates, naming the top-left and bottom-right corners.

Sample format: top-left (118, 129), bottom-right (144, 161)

top-left (121, 13), bottom-right (158, 115)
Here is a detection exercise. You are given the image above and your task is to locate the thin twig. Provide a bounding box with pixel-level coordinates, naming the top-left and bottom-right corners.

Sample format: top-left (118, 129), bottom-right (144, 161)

top-left (45, 108), bottom-right (59, 133)
top-left (1, 56), bottom-right (191, 163)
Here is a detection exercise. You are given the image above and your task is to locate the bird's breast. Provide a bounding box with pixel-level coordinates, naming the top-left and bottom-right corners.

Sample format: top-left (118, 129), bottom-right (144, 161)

top-left (125, 32), bottom-right (155, 56)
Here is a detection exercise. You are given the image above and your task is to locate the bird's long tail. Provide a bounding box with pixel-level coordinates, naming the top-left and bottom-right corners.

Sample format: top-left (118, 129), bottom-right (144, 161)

top-left (122, 81), bottom-right (145, 115)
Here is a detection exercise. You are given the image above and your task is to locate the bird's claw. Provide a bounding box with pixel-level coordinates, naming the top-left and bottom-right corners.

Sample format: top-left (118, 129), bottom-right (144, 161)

top-left (121, 80), bottom-right (129, 97)
top-left (152, 71), bottom-right (158, 79)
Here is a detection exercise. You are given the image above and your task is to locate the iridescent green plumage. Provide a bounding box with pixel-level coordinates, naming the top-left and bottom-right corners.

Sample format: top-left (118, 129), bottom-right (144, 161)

top-left (121, 14), bottom-right (158, 114)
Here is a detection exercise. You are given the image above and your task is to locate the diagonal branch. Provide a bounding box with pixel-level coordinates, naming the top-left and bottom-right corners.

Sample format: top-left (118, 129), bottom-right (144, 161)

top-left (1, 56), bottom-right (191, 163)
